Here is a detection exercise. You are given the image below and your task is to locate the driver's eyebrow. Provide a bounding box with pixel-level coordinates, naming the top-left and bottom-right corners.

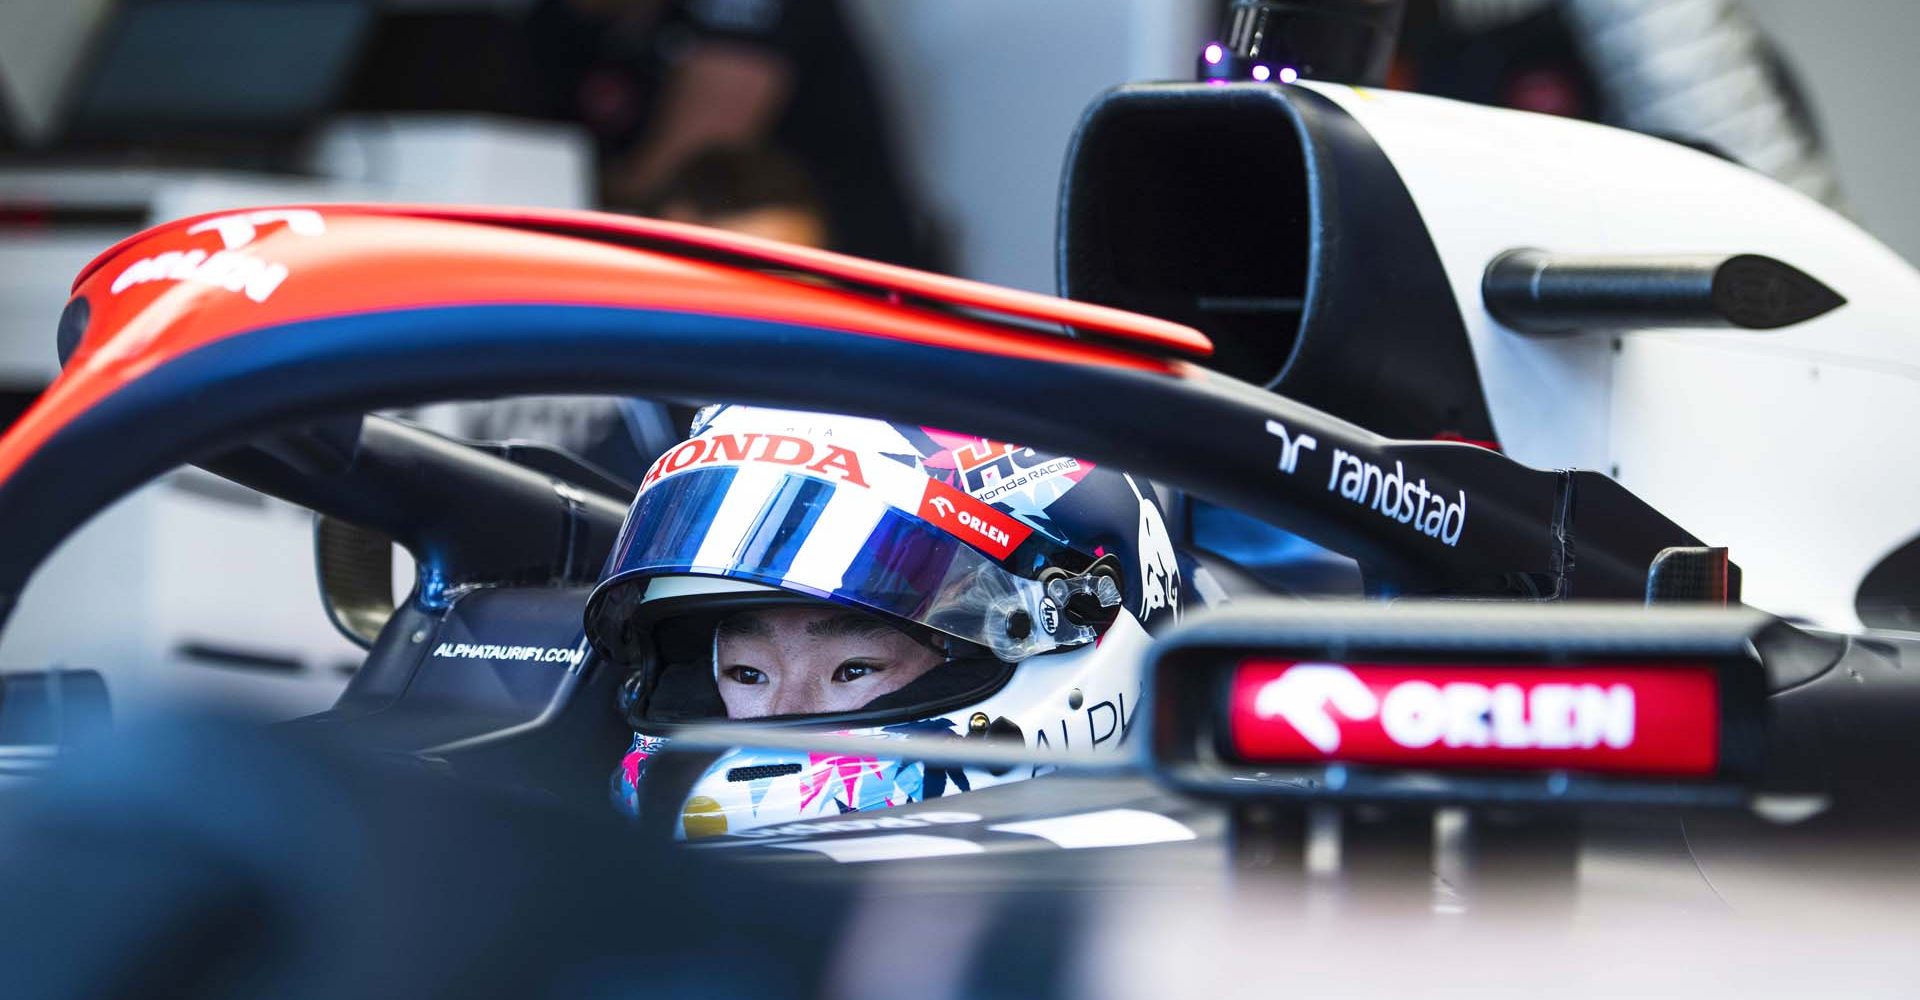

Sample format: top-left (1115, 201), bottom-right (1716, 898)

top-left (716, 613), bottom-right (772, 639)
top-left (805, 613), bottom-right (896, 639)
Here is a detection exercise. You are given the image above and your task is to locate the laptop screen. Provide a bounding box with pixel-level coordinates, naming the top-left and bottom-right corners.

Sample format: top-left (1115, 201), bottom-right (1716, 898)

top-left (64, 0), bottom-right (374, 143)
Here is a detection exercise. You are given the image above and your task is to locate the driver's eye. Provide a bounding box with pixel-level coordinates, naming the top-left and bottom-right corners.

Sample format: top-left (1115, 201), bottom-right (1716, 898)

top-left (722, 665), bottom-right (767, 685)
top-left (832, 661), bottom-right (881, 683)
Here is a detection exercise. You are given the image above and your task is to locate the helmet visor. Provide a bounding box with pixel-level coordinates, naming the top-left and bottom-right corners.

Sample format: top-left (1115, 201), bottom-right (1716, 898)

top-left (596, 465), bottom-right (1096, 661)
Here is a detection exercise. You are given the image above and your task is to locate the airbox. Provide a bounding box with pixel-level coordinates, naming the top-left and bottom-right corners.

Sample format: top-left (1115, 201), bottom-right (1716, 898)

top-left (1058, 82), bottom-right (1498, 444)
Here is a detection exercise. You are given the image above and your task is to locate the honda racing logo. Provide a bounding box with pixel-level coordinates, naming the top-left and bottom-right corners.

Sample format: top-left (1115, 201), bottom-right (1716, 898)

top-left (1228, 660), bottom-right (1721, 776)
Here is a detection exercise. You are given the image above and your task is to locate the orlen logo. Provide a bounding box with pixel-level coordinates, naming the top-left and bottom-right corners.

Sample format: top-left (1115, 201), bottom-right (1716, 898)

top-left (110, 209), bottom-right (323, 304)
top-left (918, 477), bottom-right (1032, 560)
top-left (1228, 660), bottom-right (1720, 777)
top-left (641, 432), bottom-right (868, 489)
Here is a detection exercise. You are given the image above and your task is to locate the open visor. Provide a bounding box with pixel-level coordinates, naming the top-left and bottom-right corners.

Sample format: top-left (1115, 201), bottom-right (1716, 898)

top-left (590, 466), bottom-right (1107, 662)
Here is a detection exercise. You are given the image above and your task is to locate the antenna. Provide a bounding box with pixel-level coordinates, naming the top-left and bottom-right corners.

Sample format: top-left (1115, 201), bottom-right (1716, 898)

top-left (1198, 0), bottom-right (1407, 86)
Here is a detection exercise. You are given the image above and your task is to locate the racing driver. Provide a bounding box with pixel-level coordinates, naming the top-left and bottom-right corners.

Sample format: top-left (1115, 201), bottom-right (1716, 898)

top-left (582, 404), bottom-right (1189, 835)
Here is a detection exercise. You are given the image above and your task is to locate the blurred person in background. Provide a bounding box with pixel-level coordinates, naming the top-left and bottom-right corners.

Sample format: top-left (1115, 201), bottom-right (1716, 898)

top-left (354, 1), bottom-right (924, 484)
top-left (648, 144), bottom-right (829, 248)
top-left (1209, 0), bottom-right (1836, 204)
top-left (413, 145), bottom-right (825, 488)
top-left (525, 0), bottom-right (936, 267)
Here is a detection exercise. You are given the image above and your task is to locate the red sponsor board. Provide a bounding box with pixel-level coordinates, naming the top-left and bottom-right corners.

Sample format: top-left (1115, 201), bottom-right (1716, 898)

top-left (917, 478), bottom-right (1033, 560)
top-left (1228, 660), bottom-right (1720, 777)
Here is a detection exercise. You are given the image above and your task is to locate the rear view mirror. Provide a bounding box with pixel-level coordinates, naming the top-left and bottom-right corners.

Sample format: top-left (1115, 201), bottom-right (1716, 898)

top-left (315, 516), bottom-right (397, 648)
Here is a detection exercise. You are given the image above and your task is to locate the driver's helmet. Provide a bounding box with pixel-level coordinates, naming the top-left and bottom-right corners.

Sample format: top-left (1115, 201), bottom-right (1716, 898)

top-left (583, 405), bottom-right (1188, 837)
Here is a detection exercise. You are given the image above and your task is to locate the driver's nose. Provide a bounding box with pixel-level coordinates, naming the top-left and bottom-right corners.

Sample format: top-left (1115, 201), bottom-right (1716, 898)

top-left (762, 654), bottom-right (833, 718)
top-left (765, 679), bottom-right (823, 718)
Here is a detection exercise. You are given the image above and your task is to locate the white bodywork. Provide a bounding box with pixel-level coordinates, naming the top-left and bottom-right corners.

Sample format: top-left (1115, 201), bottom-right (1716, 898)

top-left (1304, 83), bottom-right (1920, 632)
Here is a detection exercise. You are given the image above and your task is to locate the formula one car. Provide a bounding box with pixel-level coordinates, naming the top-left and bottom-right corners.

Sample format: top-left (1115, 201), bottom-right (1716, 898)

top-left (3, 46), bottom-right (1920, 999)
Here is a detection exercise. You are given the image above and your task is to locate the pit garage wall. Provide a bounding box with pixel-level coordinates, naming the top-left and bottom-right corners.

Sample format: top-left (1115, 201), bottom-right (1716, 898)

top-left (850, 0), bottom-right (1212, 293)
top-left (0, 473), bottom-right (383, 721)
top-left (1743, 0), bottom-right (1920, 268)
